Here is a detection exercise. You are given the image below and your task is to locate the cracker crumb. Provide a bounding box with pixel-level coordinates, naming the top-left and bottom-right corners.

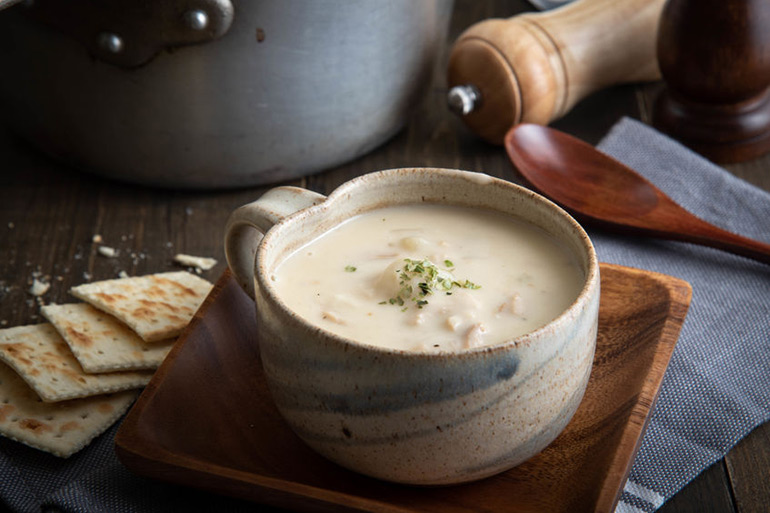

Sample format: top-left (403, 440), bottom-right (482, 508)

top-left (92, 234), bottom-right (103, 243)
top-left (0, 320), bottom-right (7, 326)
top-left (118, 271), bottom-right (129, 279)
top-left (185, 207), bottom-right (194, 216)
top-left (83, 272), bottom-right (92, 281)
top-left (98, 246), bottom-right (118, 258)
top-left (28, 278), bottom-right (50, 297)
top-left (7, 222), bottom-right (14, 229)
top-left (173, 253), bottom-right (217, 272)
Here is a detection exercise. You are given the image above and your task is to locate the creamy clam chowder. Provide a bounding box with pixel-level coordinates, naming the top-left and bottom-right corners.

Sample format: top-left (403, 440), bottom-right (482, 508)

top-left (272, 204), bottom-right (584, 352)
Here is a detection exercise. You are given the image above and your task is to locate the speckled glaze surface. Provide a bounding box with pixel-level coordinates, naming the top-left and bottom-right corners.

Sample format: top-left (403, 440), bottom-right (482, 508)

top-left (224, 168), bottom-right (600, 485)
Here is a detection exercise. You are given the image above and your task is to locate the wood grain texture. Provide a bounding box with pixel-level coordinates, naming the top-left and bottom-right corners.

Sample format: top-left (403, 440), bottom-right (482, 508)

top-left (654, 0), bottom-right (770, 163)
top-left (0, 1), bottom-right (769, 510)
top-left (504, 123), bottom-right (770, 264)
top-left (447, 0), bottom-right (665, 142)
top-left (726, 422), bottom-right (770, 513)
top-left (115, 264), bottom-right (690, 513)
top-left (662, 462), bottom-right (738, 513)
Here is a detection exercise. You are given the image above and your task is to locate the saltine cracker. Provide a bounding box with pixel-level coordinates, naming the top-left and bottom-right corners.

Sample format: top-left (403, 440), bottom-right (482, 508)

top-left (0, 324), bottom-right (153, 402)
top-left (41, 303), bottom-right (175, 373)
top-left (0, 362), bottom-right (138, 457)
top-left (70, 271), bottom-right (212, 342)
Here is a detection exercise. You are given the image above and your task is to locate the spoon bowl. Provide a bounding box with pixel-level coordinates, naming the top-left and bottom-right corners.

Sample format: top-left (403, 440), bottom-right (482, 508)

top-left (504, 123), bottom-right (770, 265)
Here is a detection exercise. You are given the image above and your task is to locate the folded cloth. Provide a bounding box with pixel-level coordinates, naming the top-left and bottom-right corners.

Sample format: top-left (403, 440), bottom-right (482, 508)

top-left (0, 418), bottom-right (260, 513)
top-left (592, 118), bottom-right (770, 512)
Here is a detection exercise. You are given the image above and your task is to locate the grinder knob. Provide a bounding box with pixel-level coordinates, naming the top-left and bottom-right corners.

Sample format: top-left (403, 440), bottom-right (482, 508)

top-left (448, 0), bottom-right (666, 144)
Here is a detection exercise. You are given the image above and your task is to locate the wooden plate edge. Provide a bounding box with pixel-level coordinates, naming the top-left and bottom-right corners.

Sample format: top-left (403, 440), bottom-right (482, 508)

top-left (115, 263), bottom-right (694, 513)
top-left (593, 263), bottom-right (693, 513)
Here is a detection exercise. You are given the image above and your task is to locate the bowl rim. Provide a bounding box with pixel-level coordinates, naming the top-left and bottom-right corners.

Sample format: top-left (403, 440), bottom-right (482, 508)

top-left (255, 167), bottom-right (600, 359)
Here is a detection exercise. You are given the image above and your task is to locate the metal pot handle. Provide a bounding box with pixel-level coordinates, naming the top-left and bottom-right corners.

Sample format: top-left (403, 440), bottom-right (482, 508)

top-left (14, 0), bottom-right (234, 67)
top-left (224, 187), bottom-right (326, 299)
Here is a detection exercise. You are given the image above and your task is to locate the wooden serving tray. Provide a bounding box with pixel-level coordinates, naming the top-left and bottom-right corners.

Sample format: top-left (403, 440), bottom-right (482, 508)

top-left (115, 263), bottom-right (691, 513)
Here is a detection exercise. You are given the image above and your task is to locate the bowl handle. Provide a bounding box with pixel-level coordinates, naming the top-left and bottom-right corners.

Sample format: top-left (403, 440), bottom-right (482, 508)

top-left (224, 187), bottom-right (326, 298)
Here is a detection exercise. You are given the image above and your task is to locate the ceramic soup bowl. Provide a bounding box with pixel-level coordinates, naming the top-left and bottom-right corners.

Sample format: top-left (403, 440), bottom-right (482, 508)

top-left (224, 167), bottom-right (600, 485)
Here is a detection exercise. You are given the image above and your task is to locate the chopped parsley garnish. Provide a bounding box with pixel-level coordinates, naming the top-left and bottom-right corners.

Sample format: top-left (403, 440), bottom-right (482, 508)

top-left (383, 258), bottom-right (480, 311)
top-left (344, 265), bottom-right (357, 272)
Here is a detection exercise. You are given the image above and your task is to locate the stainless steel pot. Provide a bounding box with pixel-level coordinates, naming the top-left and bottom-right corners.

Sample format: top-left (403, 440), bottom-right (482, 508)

top-left (0, 0), bottom-right (453, 189)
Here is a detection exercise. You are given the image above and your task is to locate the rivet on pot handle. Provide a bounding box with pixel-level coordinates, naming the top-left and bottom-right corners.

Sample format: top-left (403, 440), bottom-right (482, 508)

top-left (225, 187), bottom-right (326, 299)
top-left (19, 0), bottom-right (235, 68)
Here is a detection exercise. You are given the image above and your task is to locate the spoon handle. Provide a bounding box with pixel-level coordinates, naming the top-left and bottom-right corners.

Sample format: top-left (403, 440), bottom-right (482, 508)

top-left (666, 209), bottom-right (770, 265)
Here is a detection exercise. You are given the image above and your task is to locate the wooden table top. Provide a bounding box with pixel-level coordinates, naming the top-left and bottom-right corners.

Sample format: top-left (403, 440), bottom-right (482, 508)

top-left (1, 1), bottom-right (768, 512)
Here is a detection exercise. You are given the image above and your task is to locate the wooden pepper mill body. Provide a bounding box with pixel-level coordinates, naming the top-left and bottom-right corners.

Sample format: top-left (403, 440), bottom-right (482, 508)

top-left (447, 0), bottom-right (666, 144)
top-left (654, 0), bottom-right (770, 163)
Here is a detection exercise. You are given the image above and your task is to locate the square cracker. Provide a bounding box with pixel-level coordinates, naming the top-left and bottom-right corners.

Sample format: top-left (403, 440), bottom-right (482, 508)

top-left (0, 362), bottom-right (138, 457)
top-left (0, 324), bottom-right (153, 402)
top-left (41, 303), bottom-right (175, 373)
top-left (70, 271), bottom-right (213, 342)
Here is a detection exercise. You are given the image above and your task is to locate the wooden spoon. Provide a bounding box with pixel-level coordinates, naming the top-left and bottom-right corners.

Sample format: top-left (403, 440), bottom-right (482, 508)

top-left (504, 123), bottom-right (770, 264)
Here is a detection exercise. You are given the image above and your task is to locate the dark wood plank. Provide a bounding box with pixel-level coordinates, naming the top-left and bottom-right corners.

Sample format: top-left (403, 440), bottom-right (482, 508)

top-left (659, 462), bottom-right (737, 513)
top-left (726, 422), bottom-right (770, 513)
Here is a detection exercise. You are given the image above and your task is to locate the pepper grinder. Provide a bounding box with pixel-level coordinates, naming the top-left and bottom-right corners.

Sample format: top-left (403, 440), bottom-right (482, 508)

top-left (654, 0), bottom-right (770, 163)
top-left (447, 0), bottom-right (666, 144)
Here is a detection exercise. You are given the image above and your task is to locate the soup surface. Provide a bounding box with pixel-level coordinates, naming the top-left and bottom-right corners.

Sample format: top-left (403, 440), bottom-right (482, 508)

top-left (272, 204), bottom-right (584, 352)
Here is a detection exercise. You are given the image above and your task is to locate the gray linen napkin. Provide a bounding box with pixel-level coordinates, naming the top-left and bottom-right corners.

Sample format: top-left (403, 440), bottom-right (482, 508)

top-left (0, 417), bottom-right (263, 512)
top-left (593, 118), bottom-right (770, 512)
